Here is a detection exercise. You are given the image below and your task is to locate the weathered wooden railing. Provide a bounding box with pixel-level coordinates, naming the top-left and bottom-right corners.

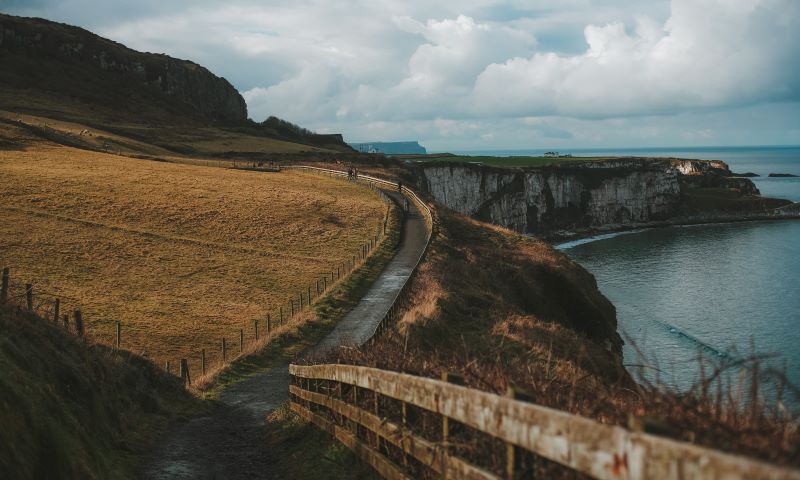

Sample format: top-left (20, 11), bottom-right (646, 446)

top-left (289, 364), bottom-right (800, 480)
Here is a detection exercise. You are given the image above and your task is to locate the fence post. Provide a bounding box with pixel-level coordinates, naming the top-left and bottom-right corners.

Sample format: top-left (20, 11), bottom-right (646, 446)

top-left (239, 329), bottom-right (244, 352)
top-left (165, 361), bottom-right (170, 374)
top-left (279, 307), bottom-right (283, 324)
top-left (337, 266), bottom-right (340, 279)
top-left (62, 314), bottom-right (69, 330)
top-left (180, 359), bottom-right (190, 385)
top-left (222, 338), bottom-right (227, 362)
top-left (115, 321), bottom-right (121, 348)
top-left (441, 372), bottom-right (465, 463)
top-left (25, 283), bottom-right (33, 311)
top-left (74, 309), bottom-right (84, 337)
top-left (201, 349), bottom-right (206, 375)
top-left (323, 277), bottom-right (328, 291)
top-left (255, 319), bottom-right (259, 341)
top-left (291, 300), bottom-right (295, 317)
top-left (1, 267), bottom-right (9, 303)
top-left (299, 293), bottom-right (304, 308)
top-left (505, 386), bottom-right (535, 480)
top-left (53, 298), bottom-right (60, 324)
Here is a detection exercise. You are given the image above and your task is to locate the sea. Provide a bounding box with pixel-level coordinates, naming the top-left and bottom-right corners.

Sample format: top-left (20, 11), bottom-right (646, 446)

top-left (457, 146), bottom-right (800, 405)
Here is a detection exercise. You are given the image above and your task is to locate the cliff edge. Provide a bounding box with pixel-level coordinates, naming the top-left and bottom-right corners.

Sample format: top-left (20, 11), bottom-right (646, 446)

top-left (0, 13), bottom-right (247, 124)
top-left (415, 158), bottom-right (792, 236)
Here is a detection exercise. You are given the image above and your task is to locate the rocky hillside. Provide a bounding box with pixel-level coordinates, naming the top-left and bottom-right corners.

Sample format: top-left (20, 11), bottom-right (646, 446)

top-left (0, 13), bottom-right (246, 124)
top-left (415, 158), bottom-right (784, 235)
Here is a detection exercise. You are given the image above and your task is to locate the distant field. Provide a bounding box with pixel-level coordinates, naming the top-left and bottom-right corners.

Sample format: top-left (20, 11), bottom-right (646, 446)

top-left (0, 144), bottom-right (385, 372)
top-left (404, 154), bottom-right (610, 168)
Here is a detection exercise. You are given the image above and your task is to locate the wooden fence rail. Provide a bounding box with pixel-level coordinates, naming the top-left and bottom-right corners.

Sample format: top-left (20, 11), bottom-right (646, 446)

top-left (288, 364), bottom-right (800, 480)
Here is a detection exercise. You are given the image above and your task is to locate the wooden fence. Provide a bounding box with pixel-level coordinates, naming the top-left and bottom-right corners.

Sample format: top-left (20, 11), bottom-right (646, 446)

top-left (284, 170), bottom-right (798, 479)
top-left (288, 364), bottom-right (800, 480)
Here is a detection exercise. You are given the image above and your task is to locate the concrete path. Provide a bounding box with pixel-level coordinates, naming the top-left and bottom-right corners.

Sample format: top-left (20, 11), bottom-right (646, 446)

top-left (144, 189), bottom-right (428, 480)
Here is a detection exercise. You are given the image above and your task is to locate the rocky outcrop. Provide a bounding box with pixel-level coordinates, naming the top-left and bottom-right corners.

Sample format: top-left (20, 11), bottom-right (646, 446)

top-left (0, 13), bottom-right (247, 123)
top-left (416, 158), bottom-right (762, 234)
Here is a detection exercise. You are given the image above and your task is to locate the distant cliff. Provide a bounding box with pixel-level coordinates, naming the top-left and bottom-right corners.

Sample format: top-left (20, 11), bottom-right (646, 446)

top-left (416, 158), bottom-right (768, 235)
top-left (0, 13), bottom-right (247, 123)
top-left (350, 141), bottom-right (427, 155)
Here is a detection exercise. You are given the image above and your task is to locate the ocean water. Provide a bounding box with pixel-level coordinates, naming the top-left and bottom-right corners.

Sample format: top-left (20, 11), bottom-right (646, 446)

top-left (543, 146), bottom-right (800, 405)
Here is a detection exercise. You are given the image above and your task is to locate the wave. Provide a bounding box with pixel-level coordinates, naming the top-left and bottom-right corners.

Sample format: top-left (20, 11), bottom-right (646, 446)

top-left (655, 321), bottom-right (736, 361)
top-left (554, 229), bottom-right (647, 250)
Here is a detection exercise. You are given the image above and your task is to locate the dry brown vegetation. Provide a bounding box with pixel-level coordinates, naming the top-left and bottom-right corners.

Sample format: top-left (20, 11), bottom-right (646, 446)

top-left (0, 131), bottom-right (386, 375)
top-left (323, 207), bottom-right (800, 476)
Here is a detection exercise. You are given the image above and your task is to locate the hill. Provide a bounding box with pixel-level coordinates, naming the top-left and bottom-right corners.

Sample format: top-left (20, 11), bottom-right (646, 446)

top-left (0, 303), bottom-right (204, 479)
top-left (0, 13), bottom-right (245, 124)
top-left (0, 130), bottom-right (386, 377)
top-left (0, 13), bottom-right (352, 155)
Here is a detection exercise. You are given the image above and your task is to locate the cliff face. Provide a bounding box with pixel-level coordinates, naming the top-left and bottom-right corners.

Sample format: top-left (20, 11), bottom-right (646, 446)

top-left (417, 158), bottom-right (760, 234)
top-left (0, 14), bottom-right (247, 123)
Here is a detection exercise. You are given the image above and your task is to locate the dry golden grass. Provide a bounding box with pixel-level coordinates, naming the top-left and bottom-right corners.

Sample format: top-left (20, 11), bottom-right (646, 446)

top-left (0, 142), bottom-right (385, 373)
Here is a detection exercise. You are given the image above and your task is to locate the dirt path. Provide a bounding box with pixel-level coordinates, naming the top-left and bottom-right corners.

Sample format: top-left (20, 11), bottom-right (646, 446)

top-left (143, 190), bottom-right (428, 479)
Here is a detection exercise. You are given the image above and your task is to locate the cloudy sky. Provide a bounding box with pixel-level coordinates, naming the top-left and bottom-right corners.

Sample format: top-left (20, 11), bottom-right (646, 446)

top-left (3, 0), bottom-right (799, 150)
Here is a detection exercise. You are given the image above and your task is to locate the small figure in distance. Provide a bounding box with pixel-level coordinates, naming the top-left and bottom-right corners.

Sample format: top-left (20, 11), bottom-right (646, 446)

top-left (398, 180), bottom-right (402, 192)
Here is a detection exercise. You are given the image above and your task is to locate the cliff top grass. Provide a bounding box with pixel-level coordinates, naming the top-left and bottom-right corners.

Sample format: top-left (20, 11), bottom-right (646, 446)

top-left (399, 153), bottom-right (609, 168)
top-left (0, 134), bottom-right (386, 376)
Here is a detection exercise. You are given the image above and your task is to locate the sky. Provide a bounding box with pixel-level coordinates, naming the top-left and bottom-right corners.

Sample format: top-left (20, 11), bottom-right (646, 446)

top-left (3, 0), bottom-right (799, 151)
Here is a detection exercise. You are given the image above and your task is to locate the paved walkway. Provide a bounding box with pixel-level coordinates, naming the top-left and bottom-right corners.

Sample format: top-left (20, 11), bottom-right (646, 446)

top-left (144, 189), bottom-right (428, 480)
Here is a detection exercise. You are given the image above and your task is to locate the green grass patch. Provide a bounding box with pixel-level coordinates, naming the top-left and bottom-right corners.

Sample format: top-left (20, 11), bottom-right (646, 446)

top-left (263, 403), bottom-right (378, 480)
top-left (0, 306), bottom-right (208, 479)
top-left (408, 155), bottom-right (611, 168)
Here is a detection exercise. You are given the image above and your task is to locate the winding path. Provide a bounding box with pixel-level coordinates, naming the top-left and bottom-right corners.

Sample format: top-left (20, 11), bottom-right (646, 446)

top-left (144, 189), bottom-right (428, 479)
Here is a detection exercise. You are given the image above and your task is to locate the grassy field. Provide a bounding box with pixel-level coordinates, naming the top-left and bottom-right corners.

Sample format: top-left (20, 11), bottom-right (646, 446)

top-left (402, 154), bottom-right (609, 168)
top-left (0, 141), bottom-right (386, 374)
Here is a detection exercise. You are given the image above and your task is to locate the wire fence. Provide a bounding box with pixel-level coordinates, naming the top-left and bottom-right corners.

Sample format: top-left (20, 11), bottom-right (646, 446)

top-left (1, 167), bottom-right (398, 385)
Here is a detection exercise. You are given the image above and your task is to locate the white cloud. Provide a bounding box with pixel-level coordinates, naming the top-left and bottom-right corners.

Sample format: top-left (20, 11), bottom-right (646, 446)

top-left (4, 0), bottom-right (799, 148)
top-left (472, 0), bottom-right (800, 118)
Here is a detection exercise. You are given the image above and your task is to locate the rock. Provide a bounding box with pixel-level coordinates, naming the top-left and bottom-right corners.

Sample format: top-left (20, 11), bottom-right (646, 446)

top-left (731, 172), bottom-right (760, 177)
top-left (768, 173), bottom-right (799, 178)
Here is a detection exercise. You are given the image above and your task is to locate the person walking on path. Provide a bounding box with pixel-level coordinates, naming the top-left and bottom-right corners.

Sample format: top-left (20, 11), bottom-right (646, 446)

top-left (398, 180), bottom-right (403, 192)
